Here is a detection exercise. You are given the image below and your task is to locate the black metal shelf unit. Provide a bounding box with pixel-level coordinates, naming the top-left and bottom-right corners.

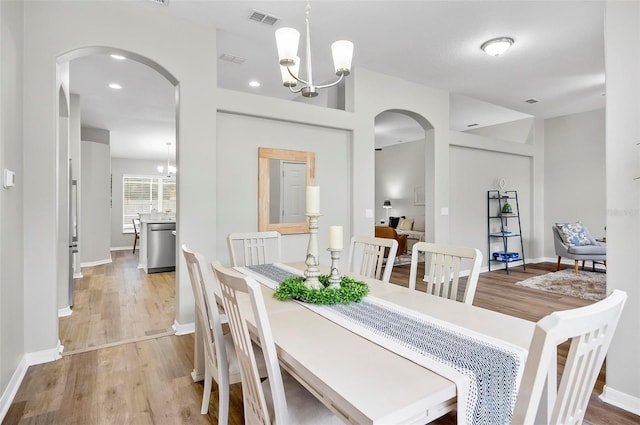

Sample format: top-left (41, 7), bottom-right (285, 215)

top-left (487, 190), bottom-right (526, 274)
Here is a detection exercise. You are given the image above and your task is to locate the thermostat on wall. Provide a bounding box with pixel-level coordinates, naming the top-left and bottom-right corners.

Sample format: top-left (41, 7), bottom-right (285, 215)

top-left (3, 169), bottom-right (16, 188)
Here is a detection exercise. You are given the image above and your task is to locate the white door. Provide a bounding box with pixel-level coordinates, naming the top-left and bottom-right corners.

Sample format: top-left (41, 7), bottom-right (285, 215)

top-left (281, 161), bottom-right (306, 223)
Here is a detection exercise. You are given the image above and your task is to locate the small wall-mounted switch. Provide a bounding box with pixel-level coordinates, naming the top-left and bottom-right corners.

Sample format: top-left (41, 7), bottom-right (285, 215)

top-left (3, 169), bottom-right (15, 188)
top-left (365, 209), bottom-right (374, 218)
top-left (441, 207), bottom-right (449, 216)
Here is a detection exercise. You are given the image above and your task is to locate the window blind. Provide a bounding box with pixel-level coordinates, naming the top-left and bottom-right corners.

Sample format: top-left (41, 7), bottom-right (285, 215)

top-left (122, 175), bottom-right (176, 231)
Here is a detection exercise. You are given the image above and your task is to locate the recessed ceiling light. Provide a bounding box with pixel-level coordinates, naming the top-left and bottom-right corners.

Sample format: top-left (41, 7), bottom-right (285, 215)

top-left (110, 54), bottom-right (126, 60)
top-left (108, 83), bottom-right (122, 90)
top-left (481, 37), bottom-right (514, 56)
top-left (249, 81), bottom-right (261, 88)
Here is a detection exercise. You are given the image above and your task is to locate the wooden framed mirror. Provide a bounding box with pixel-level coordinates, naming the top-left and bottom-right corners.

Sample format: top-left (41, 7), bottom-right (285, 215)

top-left (258, 147), bottom-right (315, 234)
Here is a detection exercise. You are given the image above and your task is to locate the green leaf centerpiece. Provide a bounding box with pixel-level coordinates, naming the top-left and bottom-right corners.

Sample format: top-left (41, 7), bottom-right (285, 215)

top-left (274, 275), bottom-right (369, 305)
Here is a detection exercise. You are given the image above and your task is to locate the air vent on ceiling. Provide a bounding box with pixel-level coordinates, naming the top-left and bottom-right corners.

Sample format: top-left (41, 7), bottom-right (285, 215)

top-left (249, 9), bottom-right (279, 26)
top-left (375, 148), bottom-right (382, 151)
top-left (219, 53), bottom-right (246, 65)
top-left (524, 98), bottom-right (539, 104)
top-left (148, 0), bottom-right (169, 6)
top-left (467, 123), bottom-right (479, 128)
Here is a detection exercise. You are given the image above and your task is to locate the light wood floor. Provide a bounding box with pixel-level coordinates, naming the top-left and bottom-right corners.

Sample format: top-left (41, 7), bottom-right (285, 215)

top-left (59, 250), bottom-right (176, 354)
top-left (3, 254), bottom-right (639, 425)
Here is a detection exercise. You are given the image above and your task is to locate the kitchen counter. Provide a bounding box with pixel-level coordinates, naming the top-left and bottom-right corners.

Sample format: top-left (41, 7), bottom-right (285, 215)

top-left (138, 218), bottom-right (176, 273)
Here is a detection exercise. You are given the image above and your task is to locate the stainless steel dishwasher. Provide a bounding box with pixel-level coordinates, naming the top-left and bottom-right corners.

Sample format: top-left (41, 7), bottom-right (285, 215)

top-left (147, 222), bottom-right (176, 273)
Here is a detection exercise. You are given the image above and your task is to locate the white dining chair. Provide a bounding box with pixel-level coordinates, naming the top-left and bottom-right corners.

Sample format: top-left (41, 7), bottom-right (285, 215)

top-left (182, 245), bottom-right (266, 423)
top-left (512, 289), bottom-right (627, 425)
top-left (409, 242), bottom-right (482, 304)
top-left (347, 235), bottom-right (398, 283)
top-left (227, 231), bottom-right (282, 267)
top-left (212, 263), bottom-right (343, 425)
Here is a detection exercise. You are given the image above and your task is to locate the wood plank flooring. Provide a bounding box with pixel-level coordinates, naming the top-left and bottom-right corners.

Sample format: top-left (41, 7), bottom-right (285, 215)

top-left (59, 250), bottom-right (175, 354)
top-left (3, 254), bottom-right (639, 425)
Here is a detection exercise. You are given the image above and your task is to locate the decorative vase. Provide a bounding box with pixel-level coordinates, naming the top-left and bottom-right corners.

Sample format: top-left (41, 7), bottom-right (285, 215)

top-left (501, 200), bottom-right (512, 214)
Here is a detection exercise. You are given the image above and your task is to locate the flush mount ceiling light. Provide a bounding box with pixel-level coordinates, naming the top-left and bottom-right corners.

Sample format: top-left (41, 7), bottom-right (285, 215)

top-left (249, 80), bottom-right (261, 88)
top-left (110, 54), bottom-right (126, 60)
top-left (275, 0), bottom-right (353, 97)
top-left (108, 83), bottom-right (122, 90)
top-left (481, 37), bottom-right (514, 56)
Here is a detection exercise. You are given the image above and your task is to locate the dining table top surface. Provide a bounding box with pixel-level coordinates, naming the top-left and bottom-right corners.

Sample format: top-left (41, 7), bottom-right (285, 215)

top-left (233, 262), bottom-right (535, 425)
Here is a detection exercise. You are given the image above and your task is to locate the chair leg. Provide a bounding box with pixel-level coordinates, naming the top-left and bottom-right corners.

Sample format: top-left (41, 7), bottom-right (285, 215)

top-left (581, 260), bottom-right (586, 270)
top-left (574, 260), bottom-right (579, 274)
top-left (556, 256), bottom-right (562, 271)
top-left (218, 382), bottom-right (229, 425)
top-left (201, 368), bottom-right (212, 414)
top-left (132, 236), bottom-right (138, 254)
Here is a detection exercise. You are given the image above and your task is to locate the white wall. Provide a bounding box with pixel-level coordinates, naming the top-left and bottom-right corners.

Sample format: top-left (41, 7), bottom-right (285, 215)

top-left (602, 1), bottom-right (640, 411)
top-left (7, 0), bottom-right (638, 417)
top-left (375, 140), bottom-right (426, 226)
top-left (21, 0), bottom-right (218, 355)
top-left (544, 109), bottom-right (606, 257)
top-left (216, 112), bottom-right (352, 267)
top-left (449, 146), bottom-right (532, 269)
top-left (465, 117), bottom-right (534, 144)
top-left (110, 157), bottom-right (168, 249)
top-left (347, 68), bottom-right (451, 242)
top-left (0, 0), bottom-right (25, 402)
top-left (69, 95), bottom-right (81, 277)
top-left (80, 140), bottom-right (111, 265)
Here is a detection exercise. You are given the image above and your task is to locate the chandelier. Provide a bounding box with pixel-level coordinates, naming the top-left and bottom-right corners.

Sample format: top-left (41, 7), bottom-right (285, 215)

top-left (275, 1), bottom-right (354, 98)
top-left (157, 142), bottom-right (176, 176)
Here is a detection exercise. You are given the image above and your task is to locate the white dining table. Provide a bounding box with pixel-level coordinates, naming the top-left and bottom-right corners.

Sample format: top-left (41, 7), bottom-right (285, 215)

top-left (192, 262), bottom-right (538, 424)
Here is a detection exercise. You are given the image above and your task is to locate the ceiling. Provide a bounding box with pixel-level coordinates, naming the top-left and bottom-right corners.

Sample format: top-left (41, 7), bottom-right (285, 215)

top-left (69, 0), bottom-right (605, 159)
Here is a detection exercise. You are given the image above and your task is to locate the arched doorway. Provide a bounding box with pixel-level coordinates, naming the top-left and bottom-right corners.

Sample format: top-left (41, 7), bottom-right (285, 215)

top-left (374, 109), bottom-right (435, 258)
top-left (55, 47), bottom-right (179, 352)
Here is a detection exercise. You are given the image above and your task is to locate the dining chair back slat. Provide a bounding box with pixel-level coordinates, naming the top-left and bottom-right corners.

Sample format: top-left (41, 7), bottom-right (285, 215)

top-left (347, 236), bottom-right (398, 283)
top-left (512, 290), bottom-right (627, 425)
top-left (227, 231), bottom-right (282, 267)
top-left (409, 242), bottom-right (482, 304)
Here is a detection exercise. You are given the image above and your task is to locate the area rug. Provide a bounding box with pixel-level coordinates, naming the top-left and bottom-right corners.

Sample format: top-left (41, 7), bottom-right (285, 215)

top-left (515, 269), bottom-right (606, 301)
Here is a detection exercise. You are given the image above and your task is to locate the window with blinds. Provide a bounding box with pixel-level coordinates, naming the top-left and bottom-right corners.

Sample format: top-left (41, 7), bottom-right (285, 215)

top-left (122, 175), bottom-right (176, 232)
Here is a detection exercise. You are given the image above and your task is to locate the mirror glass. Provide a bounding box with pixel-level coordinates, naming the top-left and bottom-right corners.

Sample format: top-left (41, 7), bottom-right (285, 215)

top-left (259, 147), bottom-right (315, 234)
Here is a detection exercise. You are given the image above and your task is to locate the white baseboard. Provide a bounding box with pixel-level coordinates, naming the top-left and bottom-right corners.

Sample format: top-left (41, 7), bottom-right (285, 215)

top-left (0, 355), bottom-right (28, 423)
top-left (0, 342), bottom-right (64, 422)
top-left (110, 246), bottom-right (133, 252)
top-left (172, 320), bottom-right (195, 336)
top-left (600, 385), bottom-right (640, 415)
top-left (58, 306), bottom-right (72, 317)
top-left (80, 257), bottom-right (112, 268)
top-left (25, 341), bottom-right (63, 366)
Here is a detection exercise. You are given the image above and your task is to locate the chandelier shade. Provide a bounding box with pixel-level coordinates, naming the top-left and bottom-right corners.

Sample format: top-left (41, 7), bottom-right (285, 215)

top-left (275, 27), bottom-right (300, 66)
top-left (279, 56), bottom-right (300, 87)
top-left (331, 40), bottom-right (354, 76)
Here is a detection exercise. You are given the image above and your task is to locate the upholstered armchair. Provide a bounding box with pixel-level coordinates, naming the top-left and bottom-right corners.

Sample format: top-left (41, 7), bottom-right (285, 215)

top-left (375, 226), bottom-right (408, 258)
top-left (552, 224), bottom-right (606, 273)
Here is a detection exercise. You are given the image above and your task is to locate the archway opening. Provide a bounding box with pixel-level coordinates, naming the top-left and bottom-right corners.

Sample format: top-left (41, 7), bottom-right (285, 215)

top-left (374, 109), bottom-right (435, 262)
top-left (56, 47), bottom-right (179, 353)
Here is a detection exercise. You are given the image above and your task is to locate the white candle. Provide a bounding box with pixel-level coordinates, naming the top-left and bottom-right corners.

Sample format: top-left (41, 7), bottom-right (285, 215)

top-left (328, 225), bottom-right (343, 250)
top-left (306, 186), bottom-right (320, 214)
